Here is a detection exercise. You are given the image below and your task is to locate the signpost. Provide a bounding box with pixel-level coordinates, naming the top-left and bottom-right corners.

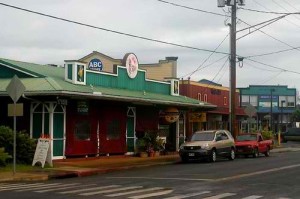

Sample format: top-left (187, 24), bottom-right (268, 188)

top-left (6, 75), bottom-right (26, 175)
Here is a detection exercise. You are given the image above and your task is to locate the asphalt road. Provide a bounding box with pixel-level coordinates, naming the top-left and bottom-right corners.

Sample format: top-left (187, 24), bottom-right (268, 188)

top-left (1, 148), bottom-right (300, 199)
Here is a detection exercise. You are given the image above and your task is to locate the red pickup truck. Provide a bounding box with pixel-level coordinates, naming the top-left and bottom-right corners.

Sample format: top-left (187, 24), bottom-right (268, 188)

top-left (235, 133), bottom-right (273, 158)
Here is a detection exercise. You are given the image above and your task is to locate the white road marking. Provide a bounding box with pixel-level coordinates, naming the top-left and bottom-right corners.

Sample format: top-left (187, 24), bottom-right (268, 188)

top-left (0, 183), bottom-right (43, 190)
top-left (16, 183), bottom-right (63, 192)
top-left (108, 163), bottom-right (300, 182)
top-left (128, 189), bottom-right (173, 199)
top-left (34, 183), bottom-right (80, 193)
top-left (163, 191), bottom-right (211, 199)
top-left (59, 185), bottom-right (120, 194)
top-left (201, 193), bottom-right (236, 199)
top-left (217, 163), bottom-right (300, 181)
top-left (107, 176), bottom-right (214, 182)
top-left (106, 187), bottom-right (165, 197)
top-left (79, 186), bottom-right (143, 196)
top-left (0, 183), bottom-right (55, 191)
top-left (241, 196), bottom-right (263, 199)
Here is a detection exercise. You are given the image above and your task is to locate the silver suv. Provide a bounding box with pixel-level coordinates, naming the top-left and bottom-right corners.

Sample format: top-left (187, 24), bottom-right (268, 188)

top-left (179, 130), bottom-right (235, 162)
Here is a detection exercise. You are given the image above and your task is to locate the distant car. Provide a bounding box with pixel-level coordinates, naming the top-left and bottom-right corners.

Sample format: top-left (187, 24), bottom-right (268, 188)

top-left (281, 128), bottom-right (300, 142)
top-left (235, 133), bottom-right (272, 158)
top-left (179, 130), bottom-right (235, 163)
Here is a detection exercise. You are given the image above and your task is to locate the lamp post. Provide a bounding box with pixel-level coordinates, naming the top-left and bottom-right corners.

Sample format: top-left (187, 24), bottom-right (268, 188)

top-left (281, 100), bottom-right (285, 132)
top-left (270, 88), bottom-right (275, 132)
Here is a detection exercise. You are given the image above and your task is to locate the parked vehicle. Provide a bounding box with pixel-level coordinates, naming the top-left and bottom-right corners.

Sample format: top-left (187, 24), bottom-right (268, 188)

top-left (235, 133), bottom-right (272, 158)
top-left (179, 130), bottom-right (235, 163)
top-left (281, 128), bottom-right (300, 142)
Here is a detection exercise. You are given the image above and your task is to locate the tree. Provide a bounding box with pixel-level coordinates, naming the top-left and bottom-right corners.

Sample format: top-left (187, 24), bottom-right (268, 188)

top-left (291, 109), bottom-right (300, 124)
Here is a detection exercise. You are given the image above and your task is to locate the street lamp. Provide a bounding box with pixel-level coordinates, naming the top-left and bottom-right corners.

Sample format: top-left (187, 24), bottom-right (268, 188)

top-left (281, 100), bottom-right (285, 132)
top-left (270, 88), bottom-right (275, 132)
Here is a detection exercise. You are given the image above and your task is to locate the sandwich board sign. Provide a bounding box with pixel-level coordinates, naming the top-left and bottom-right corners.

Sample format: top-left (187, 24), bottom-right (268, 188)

top-left (32, 138), bottom-right (52, 168)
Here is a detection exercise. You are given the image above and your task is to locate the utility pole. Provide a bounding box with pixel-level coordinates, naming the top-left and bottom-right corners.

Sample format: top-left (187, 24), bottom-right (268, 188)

top-left (218, 0), bottom-right (245, 138)
top-left (229, 1), bottom-right (237, 138)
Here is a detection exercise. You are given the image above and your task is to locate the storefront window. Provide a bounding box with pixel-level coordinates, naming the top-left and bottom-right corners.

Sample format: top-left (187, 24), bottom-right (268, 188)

top-left (107, 119), bottom-right (121, 140)
top-left (75, 121), bottom-right (91, 140)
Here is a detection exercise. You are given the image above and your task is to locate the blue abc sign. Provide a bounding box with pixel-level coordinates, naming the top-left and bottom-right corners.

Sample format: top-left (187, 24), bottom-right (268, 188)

top-left (88, 59), bottom-right (103, 71)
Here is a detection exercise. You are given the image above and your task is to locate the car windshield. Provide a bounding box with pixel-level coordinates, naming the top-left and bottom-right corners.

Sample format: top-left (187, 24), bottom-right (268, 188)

top-left (236, 134), bottom-right (257, 141)
top-left (191, 132), bottom-right (215, 141)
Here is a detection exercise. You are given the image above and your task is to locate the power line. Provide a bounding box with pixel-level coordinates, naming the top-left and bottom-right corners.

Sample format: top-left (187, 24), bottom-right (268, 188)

top-left (244, 60), bottom-right (282, 72)
top-left (180, 55), bottom-right (228, 79)
top-left (156, 0), bottom-right (228, 17)
top-left (238, 18), bottom-right (300, 53)
top-left (260, 71), bottom-right (283, 84)
top-left (252, 0), bottom-right (300, 29)
top-left (236, 14), bottom-right (288, 40)
top-left (245, 46), bottom-right (300, 58)
top-left (238, 7), bottom-right (300, 15)
top-left (271, 0), bottom-right (300, 21)
top-left (246, 58), bottom-right (300, 75)
top-left (0, 2), bottom-right (230, 56)
top-left (184, 33), bottom-right (229, 78)
top-left (155, 1), bottom-right (300, 56)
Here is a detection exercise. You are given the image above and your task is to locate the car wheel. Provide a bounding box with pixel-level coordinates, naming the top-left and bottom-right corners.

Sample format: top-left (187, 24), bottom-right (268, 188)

top-left (210, 149), bottom-right (217, 162)
top-left (228, 148), bottom-right (235, 160)
top-left (253, 148), bottom-right (259, 158)
top-left (264, 147), bottom-right (270, 157)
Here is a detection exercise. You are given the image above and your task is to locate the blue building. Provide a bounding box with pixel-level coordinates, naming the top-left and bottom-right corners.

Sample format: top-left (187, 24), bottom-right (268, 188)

top-left (239, 85), bottom-right (297, 133)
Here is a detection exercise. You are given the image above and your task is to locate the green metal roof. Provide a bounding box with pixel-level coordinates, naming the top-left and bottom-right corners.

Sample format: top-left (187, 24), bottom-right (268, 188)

top-left (0, 58), bottom-right (215, 108)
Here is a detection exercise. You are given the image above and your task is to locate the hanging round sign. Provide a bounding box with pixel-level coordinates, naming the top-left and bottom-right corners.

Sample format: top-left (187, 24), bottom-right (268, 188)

top-left (122, 53), bottom-right (139, 79)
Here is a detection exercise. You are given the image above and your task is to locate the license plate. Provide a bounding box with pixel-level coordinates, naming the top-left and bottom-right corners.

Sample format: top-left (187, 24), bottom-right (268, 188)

top-left (188, 153), bottom-right (195, 156)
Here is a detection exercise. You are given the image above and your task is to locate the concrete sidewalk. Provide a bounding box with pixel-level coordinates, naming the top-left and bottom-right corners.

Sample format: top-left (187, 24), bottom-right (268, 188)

top-left (1, 146), bottom-right (300, 182)
top-left (0, 154), bottom-right (180, 182)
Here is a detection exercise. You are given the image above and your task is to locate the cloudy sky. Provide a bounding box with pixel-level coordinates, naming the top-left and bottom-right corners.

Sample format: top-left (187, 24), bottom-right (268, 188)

top-left (0, 0), bottom-right (300, 90)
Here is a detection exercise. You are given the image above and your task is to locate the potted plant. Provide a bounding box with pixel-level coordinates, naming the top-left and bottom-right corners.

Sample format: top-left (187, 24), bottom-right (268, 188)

top-left (136, 138), bottom-right (148, 157)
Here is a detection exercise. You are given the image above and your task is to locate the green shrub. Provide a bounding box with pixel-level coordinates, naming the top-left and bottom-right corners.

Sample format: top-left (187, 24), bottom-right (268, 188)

top-left (0, 126), bottom-right (36, 164)
top-left (0, 147), bottom-right (12, 167)
top-left (261, 130), bottom-right (274, 140)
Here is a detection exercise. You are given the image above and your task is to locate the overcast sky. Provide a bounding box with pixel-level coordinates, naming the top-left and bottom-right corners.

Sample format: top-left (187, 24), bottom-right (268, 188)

top-left (0, 0), bottom-right (300, 91)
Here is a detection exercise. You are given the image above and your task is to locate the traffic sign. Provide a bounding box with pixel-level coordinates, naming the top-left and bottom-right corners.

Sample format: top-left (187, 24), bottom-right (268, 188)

top-left (6, 75), bottom-right (26, 103)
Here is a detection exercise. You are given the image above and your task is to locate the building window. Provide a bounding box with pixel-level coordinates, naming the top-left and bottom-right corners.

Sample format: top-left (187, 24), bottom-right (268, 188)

top-left (287, 96), bottom-right (295, 107)
top-left (241, 95), bottom-right (249, 106)
top-left (74, 121), bottom-right (91, 141)
top-left (107, 119), bottom-right (121, 140)
top-left (224, 97), bottom-right (227, 105)
top-left (249, 96), bottom-right (258, 107)
top-left (197, 93), bottom-right (202, 101)
top-left (204, 94), bottom-right (208, 102)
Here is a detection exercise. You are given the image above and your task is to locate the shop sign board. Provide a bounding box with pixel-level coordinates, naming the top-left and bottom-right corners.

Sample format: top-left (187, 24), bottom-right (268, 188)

top-left (88, 58), bottom-right (103, 71)
top-left (32, 138), bottom-right (52, 168)
top-left (123, 53), bottom-right (139, 79)
top-left (77, 101), bottom-right (89, 114)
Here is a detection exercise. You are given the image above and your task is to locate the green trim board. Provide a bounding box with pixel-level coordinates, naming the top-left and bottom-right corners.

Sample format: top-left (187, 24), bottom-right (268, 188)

top-left (0, 58), bottom-right (215, 109)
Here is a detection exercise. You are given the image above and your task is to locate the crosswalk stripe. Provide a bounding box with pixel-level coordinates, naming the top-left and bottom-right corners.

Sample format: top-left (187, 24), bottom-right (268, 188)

top-left (0, 183), bottom-right (48, 191)
top-left (241, 196), bottom-right (263, 199)
top-left (129, 189), bottom-right (173, 199)
top-left (0, 183), bottom-right (43, 189)
top-left (201, 193), bottom-right (236, 199)
top-left (59, 185), bottom-right (120, 194)
top-left (34, 183), bottom-right (80, 193)
top-left (79, 186), bottom-right (143, 196)
top-left (106, 187), bottom-right (165, 197)
top-left (16, 183), bottom-right (63, 192)
top-left (163, 191), bottom-right (211, 199)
